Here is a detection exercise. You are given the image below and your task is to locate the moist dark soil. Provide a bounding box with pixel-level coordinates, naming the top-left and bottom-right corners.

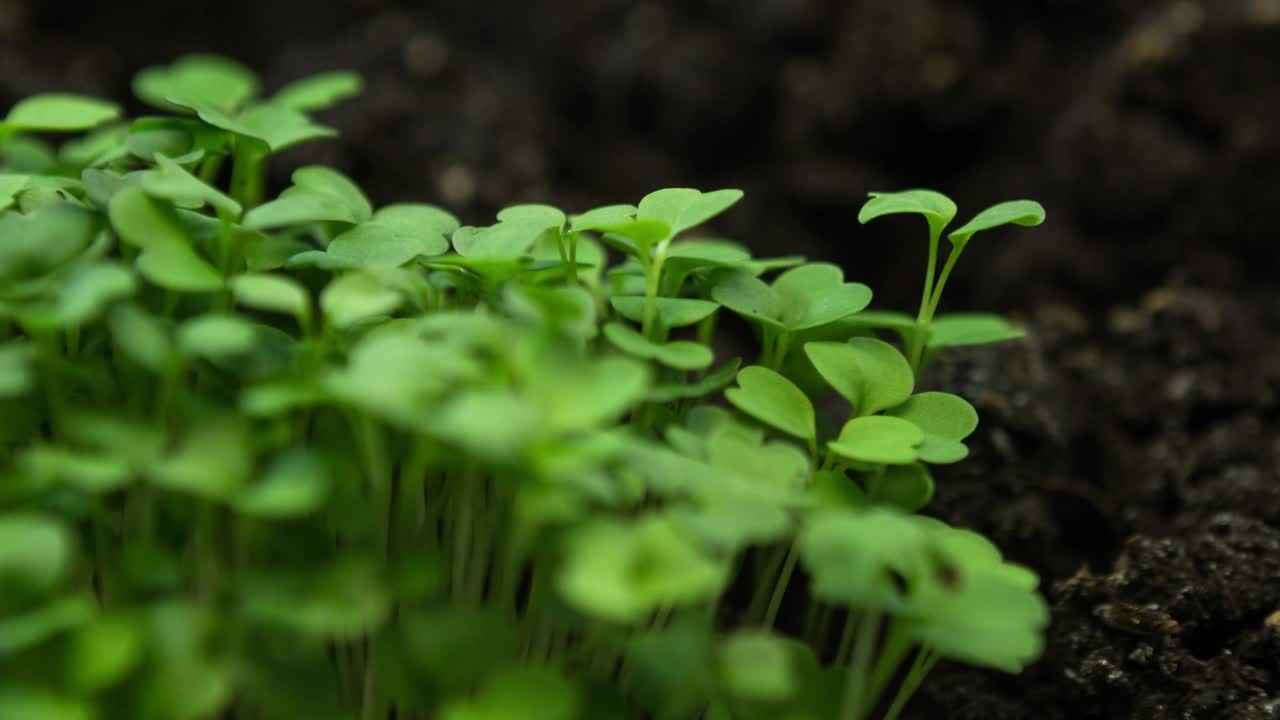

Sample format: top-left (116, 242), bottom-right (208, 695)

top-left (3, 1), bottom-right (1279, 717)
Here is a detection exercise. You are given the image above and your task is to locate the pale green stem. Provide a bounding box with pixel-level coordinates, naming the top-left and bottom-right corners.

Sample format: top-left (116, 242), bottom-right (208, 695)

top-left (641, 247), bottom-right (667, 340)
top-left (924, 245), bottom-right (965, 321)
top-left (762, 544), bottom-right (799, 629)
top-left (863, 619), bottom-right (916, 709)
top-left (908, 227), bottom-right (942, 372)
top-left (229, 141), bottom-right (266, 210)
top-left (840, 608), bottom-right (881, 720)
top-left (882, 648), bottom-right (940, 720)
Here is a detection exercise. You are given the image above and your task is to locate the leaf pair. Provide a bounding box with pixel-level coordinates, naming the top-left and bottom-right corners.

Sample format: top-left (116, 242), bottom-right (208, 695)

top-left (557, 516), bottom-right (729, 623)
top-left (712, 263), bottom-right (872, 333)
top-left (571, 187), bottom-right (742, 258)
top-left (858, 189), bottom-right (1045, 249)
top-left (798, 508), bottom-right (1048, 672)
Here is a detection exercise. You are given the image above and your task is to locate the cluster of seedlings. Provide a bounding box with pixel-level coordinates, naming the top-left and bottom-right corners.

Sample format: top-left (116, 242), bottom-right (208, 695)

top-left (0, 55), bottom-right (1047, 720)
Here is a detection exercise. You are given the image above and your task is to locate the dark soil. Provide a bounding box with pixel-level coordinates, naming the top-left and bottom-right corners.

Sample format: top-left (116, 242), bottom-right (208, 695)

top-left (4, 1), bottom-right (1279, 717)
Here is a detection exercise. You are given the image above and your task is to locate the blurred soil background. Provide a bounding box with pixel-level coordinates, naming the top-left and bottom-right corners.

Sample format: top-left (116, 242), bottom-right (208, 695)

top-left (3, 0), bottom-right (1280, 717)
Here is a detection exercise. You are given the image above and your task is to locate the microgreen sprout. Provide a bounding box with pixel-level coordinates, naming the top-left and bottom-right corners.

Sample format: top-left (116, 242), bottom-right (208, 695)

top-left (0, 55), bottom-right (1048, 720)
top-left (858, 190), bottom-right (1045, 371)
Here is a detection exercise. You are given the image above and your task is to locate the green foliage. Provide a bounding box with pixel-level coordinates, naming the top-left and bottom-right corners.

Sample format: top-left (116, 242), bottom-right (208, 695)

top-left (0, 56), bottom-right (1048, 720)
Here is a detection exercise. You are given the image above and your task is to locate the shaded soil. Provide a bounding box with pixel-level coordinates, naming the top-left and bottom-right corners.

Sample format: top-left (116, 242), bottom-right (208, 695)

top-left (3, 0), bottom-right (1279, 717)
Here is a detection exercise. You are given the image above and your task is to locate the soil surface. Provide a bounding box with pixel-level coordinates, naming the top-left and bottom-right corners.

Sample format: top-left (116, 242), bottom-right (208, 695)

top-left (3, 1), bottom-right (1279, 718)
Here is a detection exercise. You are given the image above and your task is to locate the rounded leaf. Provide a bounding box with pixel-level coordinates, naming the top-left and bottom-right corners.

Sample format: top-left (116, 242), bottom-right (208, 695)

top-left (134, 54), bottom-right (259, 112)
top-left (178, 314), bottom-right (259, 359)
top-left (719, 631), bottom-right (797, 702)
top-left (828, 416), bottom-right (923, 465)
top-left (804, 338), bottom-right (914, 416)
top-left (0, 512), bottom-right (73, 590)
top-left (773, 263), bottom-right (873, 331)
top-left (230, 273), bottom-right (310, 321)
top-left (858, 189), bottom-right (957, 238)
top-left (604, 322), bottom-right (713, 371)
top-left (271, 70), bottom-right (364, 112)
top-left (948, 200), bottom-right (1045, 248)
top-left (637, 187), bottom-right (743, 238)
top-left (3, 94), bottom-right (121, 132)
top-left (725, 365), bottom-right (816, 443)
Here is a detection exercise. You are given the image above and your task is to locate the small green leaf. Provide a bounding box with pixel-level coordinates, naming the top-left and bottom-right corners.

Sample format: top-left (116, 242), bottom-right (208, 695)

top-left (604, 322), bottom-right (713, 370)
top-left (798, 508), bottom-right (926, 607)
top-left (3, 94), bottom-right (121, 132)
top-left (948, 200), bottom-right (1045, 249)
top-left (909, 522), bottom-right (1048, 672)
top-left (719, 631), bottom-right (797, 702)
top-left (828, 416), bottom-right (923, 465)
top-left (772, 263), bottom-right (873, 331)
top-left (0, 687), bottom-right (95, 720)
top-left (136, 247), bottom-right (223, 293)
top-left (142, 154), bottom-right (241, 217)
top-left (134, 54), bottom-right (259, 112)
top-left (243, 558), bottom-right (389, 638)
top-left (857, 189), bottom-right (957, 239)
top-left (237, 450), bottom-right (330, 518)
top-left (67, 615), bottom-right (142, 692)
top-left (291, 166), bottom-right (372, 220)
top-left (647, 358), bottom-right (741, 404)
top-left (866, 463), bottom-right (934, 511)
top-left (0, 202), bottom-right (97, 284)
top-left (108, 304), bottom-right (173, 372)
top-left (321, 272), bottom-right (402, 328)
top-left (0, 173), bottom-right (28, 209)
top-left (0, 512), bottom-right (73, 590)
top-left (610, 296), bottom-right (719, 328)
top-left (453, 204), bottom-right (565, 259)
top-left (637, 188), bottom-right (743, 238)
top-left (0, 342), bottom-right (34, 397)
top-left (725, 366), bottom-right (815, 443)
top-left (804, 338), bottom-right (914, 416)
top-left (22, 262), bottom-right (136, 330)
top-left (568, 203), bottom-right (637, 233)
top-left (229, 273), bottom-right (310, 322)
top-left (432, 389), bottom-right (540, 460)
top-left (886, 392), bottom-right (977, 464)
top-left (178, 314), bottom-right (259, 360)
top-left (0, 597), bottom-right (95, 657)
top-left (59, 124), bottom-right (129, 168)
top-left (325, 210), bottom-right (452, 268)
top-left (186, 102), bottom-right (334, 153)
top-left (369, 203), bottom-right (457, 251)
top-left (927, 313), bottom-right (1026, 350)
top-left (242, 191), bottom-right (359, 229)
top-left (149, 420), bottom-right (251, 501)
top-left (533, 355), bottom-right (650, 433)
top-left (19, 445), bottom-right (132, 494)
top-left (441, 667), bottom-right (579, 720)
top-left (558, 517), bottom-right (728, 623)
top-left (270, 70), bottom-right (364, 112)
top-left (108, 186), bottom-right (187, 252)
top-left (710, 269), bottom-right (783, 329)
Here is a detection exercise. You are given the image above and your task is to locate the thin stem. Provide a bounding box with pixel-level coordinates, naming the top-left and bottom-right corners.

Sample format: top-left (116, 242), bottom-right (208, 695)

top-left (762, 544), bottom-right (799, 629)
top-left (229, 141), bottom-right (266, 210)
top-left (839, 608), bottom-right (881, 720)
top-left (907, 226), bottom-right (942, 372)
top-left (745, 546), bottom-right (788, 622)
top-left (924, 245), bottom-right (965, 321)
top-left (864, 619), bottom-right (916, 708)
top-left (641, 248), bottom-right (667, 340)
top-left (882, 648), bottom-right (940, 720)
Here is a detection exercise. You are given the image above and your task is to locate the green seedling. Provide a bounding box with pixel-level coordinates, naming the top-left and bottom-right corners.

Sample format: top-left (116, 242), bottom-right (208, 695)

top-left (0, 55), bottom-right (1048, 720)
top-left (858, 190), bottom-right (1044, 371)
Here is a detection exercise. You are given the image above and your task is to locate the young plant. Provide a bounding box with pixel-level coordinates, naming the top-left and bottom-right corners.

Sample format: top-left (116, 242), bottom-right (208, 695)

top-left (0, 55), bottom-right (1047, 720)
top-left (857, 190), bottom-right (1045, 372)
